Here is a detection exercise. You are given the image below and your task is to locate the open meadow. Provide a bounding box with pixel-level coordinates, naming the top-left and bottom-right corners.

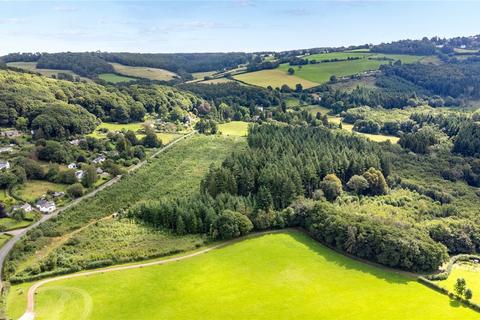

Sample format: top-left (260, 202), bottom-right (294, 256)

top-left (218, 121), bottom-right (249, 136)
top-left (234, 69), bottom-right (318, 89)
top-left (110, 63), bottom-right (177, 81)
top-left (98, 73), bottom-right (136, 83)
top-left (438, 262), bottom-right (480, 305)
top-left (5, 62), bottom-right (90, 81)
top-left (7, 231), bottom-right (478, 320)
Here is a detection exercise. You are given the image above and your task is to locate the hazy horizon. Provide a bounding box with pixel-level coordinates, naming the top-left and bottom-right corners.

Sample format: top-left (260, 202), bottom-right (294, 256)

top-left (1, 0), bottom-right (480, 55)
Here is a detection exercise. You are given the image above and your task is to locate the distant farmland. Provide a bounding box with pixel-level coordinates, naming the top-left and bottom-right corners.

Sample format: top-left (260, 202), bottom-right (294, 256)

top-left (110, 63), bottom-right (178, 81)
top-left (234, 52), bottom-right (431, 89)
top-left (234, 68), bottom-right (318, 89)
top-left (98, 73), bottom-right (136, 83)
top-left (6, 62), bottom-right (90, 81)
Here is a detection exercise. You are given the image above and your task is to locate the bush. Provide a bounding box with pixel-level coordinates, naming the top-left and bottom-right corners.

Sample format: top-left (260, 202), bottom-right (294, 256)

top-left (67, 183), bottom-right (84, 198)
top-left (210, 210), bottom-right (253, 240)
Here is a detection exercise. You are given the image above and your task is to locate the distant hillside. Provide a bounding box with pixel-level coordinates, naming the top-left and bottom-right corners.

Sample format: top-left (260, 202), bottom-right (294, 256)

top-left (0, 69), bottom-right (202, 139)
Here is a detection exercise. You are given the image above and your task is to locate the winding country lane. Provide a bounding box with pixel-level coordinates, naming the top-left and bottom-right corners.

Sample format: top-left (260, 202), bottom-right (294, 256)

top-left (0, 132), bottom-right (196, 290)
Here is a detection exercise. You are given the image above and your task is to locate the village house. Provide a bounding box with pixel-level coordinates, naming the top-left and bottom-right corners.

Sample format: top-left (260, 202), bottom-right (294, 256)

top-left (68, 163), bottom-right (77, 169)
top-left (0, 146), bottom-right (13, 153)
top-left (92, 155), bottom-right (106, 164)
top-left (35, 199), bottom-right (56, 213)
top-left (75, 170), bottom-right (85, 181)
top-left (12, 203), bottom-right (32, 213)
top-left (0, 160), bottom-right (10, 170)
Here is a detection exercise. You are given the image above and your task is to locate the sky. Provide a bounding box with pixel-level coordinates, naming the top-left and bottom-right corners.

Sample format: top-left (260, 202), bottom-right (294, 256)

top-left (0, 0), bottom-right (480, 54)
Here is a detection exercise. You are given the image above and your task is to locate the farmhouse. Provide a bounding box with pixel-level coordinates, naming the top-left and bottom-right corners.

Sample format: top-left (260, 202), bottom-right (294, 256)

top-left (12, 203), bottom-right (32, 213)
top-left (0, 160), bottom-right (10, 170)
top-left (92, 155), bottom-right (106, 164)
top-left (35, 199), bottom-right (56, 213)
top-left (75, 170), bottom-right (85, 181)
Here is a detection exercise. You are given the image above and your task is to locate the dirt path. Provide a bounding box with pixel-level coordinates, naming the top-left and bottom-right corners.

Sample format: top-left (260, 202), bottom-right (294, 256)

top-left (19, 230), bottom-right (285, 320)
top-left (0, 132), bottom-right (196, 290)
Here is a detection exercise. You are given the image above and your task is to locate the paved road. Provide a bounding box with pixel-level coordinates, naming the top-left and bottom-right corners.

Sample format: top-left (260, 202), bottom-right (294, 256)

top-left (19, 229), bottom-right (286, 320)
top-left (0, 132), bottom-right (195, 290)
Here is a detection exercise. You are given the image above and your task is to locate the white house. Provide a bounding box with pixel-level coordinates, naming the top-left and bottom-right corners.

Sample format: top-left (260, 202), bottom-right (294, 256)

top-left (92, 155), bottom-right (106, 164)
top-left (12, 203), bottom-right (32, 213)
top-left (35, 199), bottom-right (56, 213)
top-left (75, 170), bottom-right (85, 181)
top-left (68, 163), bottom-right (77, 169)
top-left (0, 160), bottom-right (10, 170)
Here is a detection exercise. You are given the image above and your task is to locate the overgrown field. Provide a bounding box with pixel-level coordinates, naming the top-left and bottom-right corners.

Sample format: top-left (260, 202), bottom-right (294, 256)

top-left (7, 231), bottom-right (478, 320)
top-left (110, 63), bottom-right (177, 81)
top-left (5, 135), bottom-right (245, 281)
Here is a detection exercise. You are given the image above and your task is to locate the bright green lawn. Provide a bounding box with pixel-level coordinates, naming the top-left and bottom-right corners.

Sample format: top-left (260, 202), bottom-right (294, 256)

top-left (438, 262), bottom-right (480, 305)
top-left (218, 121), bottom-right (249, 137)
top-left (7, 231), bottom-right (478, 319)
top-left (98, 73), bottom-right (136, 83)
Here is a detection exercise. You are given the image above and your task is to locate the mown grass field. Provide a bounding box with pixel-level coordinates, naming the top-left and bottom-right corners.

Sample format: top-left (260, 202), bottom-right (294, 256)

top-left (98, 73), bottom-right (136, 83)
top-left (218, 121), bottom-right (249, 136)
top-left (8, 135), bottom-right (246, 280)
top-left (234, 69), bottom-right (318, 89)
top-left (110, 63), bottom-right (177, 81)
top-left (438, 262), bottom-right (480, 305)
top-left (7, 231), bottom-right (478, 320)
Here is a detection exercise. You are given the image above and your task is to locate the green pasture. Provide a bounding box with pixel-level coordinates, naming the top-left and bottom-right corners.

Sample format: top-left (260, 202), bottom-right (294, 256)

top-left (7, 231), bottom-right (478, 319)
top-left (218, 121), bottom-right (249, 137)
top-left (98, 73), bottom-right (136, 83)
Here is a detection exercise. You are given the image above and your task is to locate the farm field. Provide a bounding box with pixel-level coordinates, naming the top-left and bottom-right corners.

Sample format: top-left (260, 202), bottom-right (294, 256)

top-left (278, 59), bottom-right (385, 84)
top-left (191, 71), bottom-right (217, 80)
top-left (7, 135), bottom-right (246, 280)
top-left (98, 73), bottom-right (136, 83)
top-left (438, 262), bottom-right (480, 305)
top-left (200, 77), bottom-right (237, 84)
top-left (110, 63), bottom-right (177, 81)
top-left (7, 231), bottom-right (478, 320)
top-left (14, 180), bottom-right (68, 203)
top-left (234, 69), bottom-right (318, 89)
top-left (235, 52), bottom-right (430, 89)
top-left (218, 121), bottom-right (249, 136)
top-left (305, 106), bottom-right (400, 143)
top-left (5, 62), bottom-right (89, 81)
